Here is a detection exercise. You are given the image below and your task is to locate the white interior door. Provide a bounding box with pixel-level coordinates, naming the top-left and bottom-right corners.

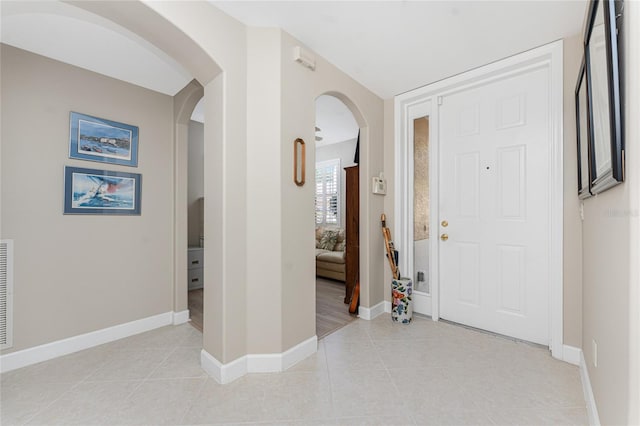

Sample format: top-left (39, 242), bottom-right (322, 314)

top-left (438, 67), bottom-right (550, 345)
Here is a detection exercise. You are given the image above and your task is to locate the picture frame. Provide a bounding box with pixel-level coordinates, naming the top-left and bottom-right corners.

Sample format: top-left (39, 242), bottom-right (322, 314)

top-left (64, 166), bottom-right (142, 215)
top-left (69, 112), bottom-right (139, 167)
top-left (575, 58), bottom-right (593, 199)
top-left (584, 0), bottom-right (624, 194)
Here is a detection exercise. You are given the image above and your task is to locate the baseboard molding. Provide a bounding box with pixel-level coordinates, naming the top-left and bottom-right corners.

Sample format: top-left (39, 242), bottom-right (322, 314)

top-left (358, 301), bottom-right (386, 320)
top-left (200, 335), bottom-right (318, 384)
top-left (172, 310), bottom-right (190, 325)
top-left (281, 335), bottom-right (318, 370)
top-left (580, 350), bottom-right (601, 426)
top-left (0, 311), bottom-right (175, 373)
top-left (562, 344), bottom-right (581, 366)
top-left (384, 301), bottom-right (392, 313)
top-left (200, 349), bottom-right (247, 384)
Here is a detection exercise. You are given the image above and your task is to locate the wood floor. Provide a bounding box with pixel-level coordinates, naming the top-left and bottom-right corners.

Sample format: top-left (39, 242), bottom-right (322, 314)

top-left (316, 277), bottom-right (356, 339)
top-left (188, 279), bottom-right (355, 338)
top-left (188, 288), bottom-right (203, 331)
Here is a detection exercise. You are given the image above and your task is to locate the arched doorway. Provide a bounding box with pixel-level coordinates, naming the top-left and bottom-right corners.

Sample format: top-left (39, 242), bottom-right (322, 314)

top-left (314, 93), bottom-right (366, 338)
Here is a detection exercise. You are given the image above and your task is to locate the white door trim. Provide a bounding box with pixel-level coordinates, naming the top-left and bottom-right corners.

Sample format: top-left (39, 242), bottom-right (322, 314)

top-left (395, 40), bottom-right (564, 359)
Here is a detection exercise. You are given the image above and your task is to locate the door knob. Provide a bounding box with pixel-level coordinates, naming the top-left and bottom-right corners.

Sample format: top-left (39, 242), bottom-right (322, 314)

top-left (440, 233), bottom-right (449, 241)
top-left (441, 220), bottom-right (448, 227)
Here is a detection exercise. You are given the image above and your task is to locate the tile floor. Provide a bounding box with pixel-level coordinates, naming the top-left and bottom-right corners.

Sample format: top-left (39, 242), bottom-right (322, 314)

top-left (0, 316), bottom-right (588, 425)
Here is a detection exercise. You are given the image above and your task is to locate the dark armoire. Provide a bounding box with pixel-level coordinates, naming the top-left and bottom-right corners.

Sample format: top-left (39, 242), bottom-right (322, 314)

top-left (344, 165), bottom-right (359, 303)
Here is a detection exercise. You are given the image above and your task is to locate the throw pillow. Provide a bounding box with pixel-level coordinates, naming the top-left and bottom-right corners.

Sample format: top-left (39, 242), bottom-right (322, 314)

top-left (319, 229), bottom-right (340, 251)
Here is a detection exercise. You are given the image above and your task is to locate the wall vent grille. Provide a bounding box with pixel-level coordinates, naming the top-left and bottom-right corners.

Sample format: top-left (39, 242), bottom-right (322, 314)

top-left (0, 240), bottom-right (14, 349)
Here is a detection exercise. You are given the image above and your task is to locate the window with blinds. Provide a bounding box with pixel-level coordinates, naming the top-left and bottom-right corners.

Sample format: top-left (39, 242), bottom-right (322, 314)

top-left (315, 159), bottom-right (340, 226)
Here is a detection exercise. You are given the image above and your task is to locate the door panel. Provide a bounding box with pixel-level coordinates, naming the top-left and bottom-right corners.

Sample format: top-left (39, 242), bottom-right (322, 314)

top-left (439, 67), bottom-right (550, 345)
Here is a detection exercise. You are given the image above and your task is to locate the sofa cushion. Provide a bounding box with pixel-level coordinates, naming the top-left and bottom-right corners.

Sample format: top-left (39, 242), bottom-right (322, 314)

top-left (316, 260), bottom-right (345, 273)
top-left (318, 229), bottom-right (340, 250)
top-left (316, 250), bottom-right (345, 264)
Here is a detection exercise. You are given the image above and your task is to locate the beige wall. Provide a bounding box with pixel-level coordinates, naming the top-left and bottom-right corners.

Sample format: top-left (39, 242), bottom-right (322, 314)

top-left (144, 1), bottom-right (249, 363)
top-left (187, 120), bottom-right (204, 247)
top-left (562, 34), bottom-right (584, 348)
top-left (246, 27), bottom-right (283, 354)
top-left (278, 31), bottom-right (385, 350)
top-left (244, 28), bottom-right (386, 354)
top-left (0, 45), bottom-right (174, 353)
top-left (581, 1), bottom-right (640, 423)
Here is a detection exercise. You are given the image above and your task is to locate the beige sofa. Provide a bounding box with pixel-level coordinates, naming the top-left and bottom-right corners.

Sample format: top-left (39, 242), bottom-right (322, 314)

top-left (315, 227), bottom-right (346, 282)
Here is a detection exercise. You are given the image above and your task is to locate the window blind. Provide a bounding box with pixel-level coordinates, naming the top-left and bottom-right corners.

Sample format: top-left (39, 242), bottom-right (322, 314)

top-left (315, 159), bottom-right (340, 225)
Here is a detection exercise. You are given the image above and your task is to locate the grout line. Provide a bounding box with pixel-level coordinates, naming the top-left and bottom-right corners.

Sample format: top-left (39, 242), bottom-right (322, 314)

top-left (176, 374), bottom-right (209, 425)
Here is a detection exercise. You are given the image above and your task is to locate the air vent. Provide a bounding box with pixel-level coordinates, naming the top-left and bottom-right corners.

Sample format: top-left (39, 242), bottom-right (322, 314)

top-left (0, 240), bottom-right (14, 349)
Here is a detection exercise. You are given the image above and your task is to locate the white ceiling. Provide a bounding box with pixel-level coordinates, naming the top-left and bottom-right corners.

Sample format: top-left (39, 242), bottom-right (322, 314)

top-left (213, 0), bottom-right (588, 99)
top-left (0, 1), bottom-right (192, 96)
top-left (315, 95), bottom-right (359, 147)
top-left (1, 1), bottom-right (587, 128)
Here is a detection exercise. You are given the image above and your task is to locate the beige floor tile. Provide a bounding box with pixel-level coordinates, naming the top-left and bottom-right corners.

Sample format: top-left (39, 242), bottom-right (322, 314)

top-left (85, 348), bottom-right (172, 381)
top-left (329, 368), bottom-right (404, 418)
top-left (488, 407), bottom-right (589, 425)
top-left (335, 415), bottom-right (416, 425)
top-left (25, 380), bottom-right (142, 426)
top-left (149, 347), bottom-right (208, 379)
top-left (1, 382), bottom-right (75, 426)
top-left (106, 324), bottom-right (196, 351)
top-left (364, 316), bottom-right (451, 341)
top-left (286, 340), bottom-right (327, 373)
top-left (324, 339), bottom-right (384, 372)
top-left (1, 318), bottom-right (587, 426)
top-left (1, 346), bottom-right (113, 386)
top-left (179, 327), bottom-right (204, 348)
top-left (322, 320), bottom-right (372, 344)
top-left (181, 376), bottom-right (267, 424)
top-left (257, 370), bottom-right (333, 421)
top-left (113, 378), bottom-right (206, 425)
top-left (412, 409), bottom-right (495, 426)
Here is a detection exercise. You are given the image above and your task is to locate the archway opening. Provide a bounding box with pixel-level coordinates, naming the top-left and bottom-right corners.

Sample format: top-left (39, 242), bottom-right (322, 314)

top-left (314, 94), bottom-right (360, 338)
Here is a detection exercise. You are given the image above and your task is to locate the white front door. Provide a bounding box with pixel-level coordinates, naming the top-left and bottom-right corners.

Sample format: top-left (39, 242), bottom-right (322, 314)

top-left (438, 67), bottom-right (550, 345)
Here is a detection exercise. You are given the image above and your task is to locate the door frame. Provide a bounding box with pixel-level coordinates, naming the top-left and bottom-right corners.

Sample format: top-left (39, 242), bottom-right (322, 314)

top-left (394, 40), bottom-right (564, 359)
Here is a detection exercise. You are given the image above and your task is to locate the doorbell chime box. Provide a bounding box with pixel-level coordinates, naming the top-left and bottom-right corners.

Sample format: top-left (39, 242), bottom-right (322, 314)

top-left (372, 173), bottom-right (386, 195)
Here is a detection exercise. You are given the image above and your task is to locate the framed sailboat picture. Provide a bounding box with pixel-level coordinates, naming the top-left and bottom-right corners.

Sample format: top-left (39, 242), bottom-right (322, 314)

top-left (64, 166), bottom-right (142, 215)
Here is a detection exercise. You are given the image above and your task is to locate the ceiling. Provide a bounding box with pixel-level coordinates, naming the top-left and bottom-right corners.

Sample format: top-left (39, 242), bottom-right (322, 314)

top-left (0, 1), bottom-right (192, 96)
top-left (315, 95), bottom-right (359, 147)
top-left (213, 1), bottom-right (588, 99)
top-left (1, 1), bottom-right (587, 129)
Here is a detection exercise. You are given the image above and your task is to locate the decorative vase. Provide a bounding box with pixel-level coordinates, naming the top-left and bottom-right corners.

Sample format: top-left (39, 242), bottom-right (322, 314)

top-left (391, 278), bottom-right (413, 324)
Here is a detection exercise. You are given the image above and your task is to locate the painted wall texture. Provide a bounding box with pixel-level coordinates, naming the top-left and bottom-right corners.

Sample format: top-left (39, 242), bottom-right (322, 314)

top-left (0, 44), bottom-right (174, 353)
top-left (581, 2), bottom-right (640, 423)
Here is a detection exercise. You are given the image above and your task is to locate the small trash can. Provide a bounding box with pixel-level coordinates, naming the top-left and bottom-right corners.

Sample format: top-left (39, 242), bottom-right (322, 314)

top-left (391, 278), bottom-right (413, 323)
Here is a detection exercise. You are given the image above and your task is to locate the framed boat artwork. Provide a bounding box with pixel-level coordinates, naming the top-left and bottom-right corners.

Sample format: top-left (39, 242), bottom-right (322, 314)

top-left (69, 112), bottom-right (139, 167)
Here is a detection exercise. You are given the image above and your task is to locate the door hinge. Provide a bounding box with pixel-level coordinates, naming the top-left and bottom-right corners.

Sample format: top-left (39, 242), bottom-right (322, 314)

top-left (437, 96), bottom-right (443, 105)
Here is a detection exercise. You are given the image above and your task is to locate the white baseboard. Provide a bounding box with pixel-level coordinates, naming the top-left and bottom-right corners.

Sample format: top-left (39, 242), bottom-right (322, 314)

top-left (172, 310), bottom-right (190, 325)
top-left (200, 349), bottom-right (247, 384)
top-left (281, 335), bottom-right (318, 370)
top-left (580, 350), bottom-right (601, 426)
top-left (358, 301), bottom-right (386, 320)
top-left (0, 311), bottom-right (176, 373)
top-left (562, 344), bottom-right (581, 366)
top-left (384, 301), bottom-right (392, 313)
top-left (200, 335), bottom-right (318, 384)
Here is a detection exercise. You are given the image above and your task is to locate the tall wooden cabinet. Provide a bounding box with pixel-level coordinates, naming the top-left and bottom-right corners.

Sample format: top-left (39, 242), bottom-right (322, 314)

top-left (344, 165), bottom-right (359, 303)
